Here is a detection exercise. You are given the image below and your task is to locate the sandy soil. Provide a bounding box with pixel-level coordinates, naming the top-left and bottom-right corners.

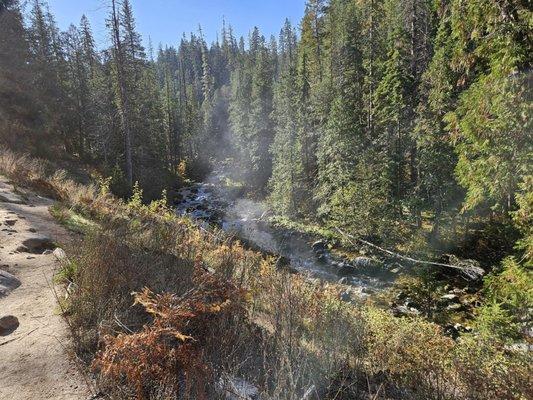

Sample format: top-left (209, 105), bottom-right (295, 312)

top-left (0, 176), bottom-right (92, 400)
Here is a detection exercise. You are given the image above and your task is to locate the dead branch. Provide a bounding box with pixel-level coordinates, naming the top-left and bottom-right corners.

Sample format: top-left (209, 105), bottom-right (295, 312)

top-left (335, 228), bottom-right (484, 279)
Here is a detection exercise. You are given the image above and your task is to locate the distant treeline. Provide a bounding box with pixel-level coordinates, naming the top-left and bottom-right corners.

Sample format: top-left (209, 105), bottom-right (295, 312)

top-left (0, 0), bottom-right (531, 241)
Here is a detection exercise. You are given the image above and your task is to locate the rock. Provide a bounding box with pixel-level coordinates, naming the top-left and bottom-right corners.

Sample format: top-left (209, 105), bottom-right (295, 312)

top-left (0, 270), bottom-right (21, 297)
top-left (453, 323), bottom-right (472, 333)
top-left (0, 193), bottom-right (25, 204)
top-left (0, 315), bottom-right (19, 336)
top-left (392, 305), bottom-right (421, 317)
top-left (443, 324), bottom-right (460, 339)
top-left (340, 290), bottom-right (352, 302)
top-left (396, 291), bottom-right (408, 301)
top-left (311, 240), bottom-right (328, 254)
top-left (387, 262), bottom-right (403, 274)
top-left (464, 286), bottom-right (477, 294)
top-left (504, 343), bottom-right (533, 352)
top-left (4, 219), bottom-right (17, 226)
top-left (443, 323), bottom-right (471, 339)
top-left (53, 247), bottom-right (67, 261)
top-left (361, 287), bottom-right (375, 295)
top-left (18, 236), bottom-right (55, 254)
top-left (217, 375), bottom-right (260, 400)
top-left (405, 298), bottom-right (419, 309)
top-left (337, 262), bottom-right (357, 276)
top-left (440, 293), bottom-right (460, 303)
top-left (446, 303), bottom-right (464, 312)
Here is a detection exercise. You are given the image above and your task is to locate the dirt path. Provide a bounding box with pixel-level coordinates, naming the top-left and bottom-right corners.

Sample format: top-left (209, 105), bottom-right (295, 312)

top-left (0, 176), bottom-right (92, 400)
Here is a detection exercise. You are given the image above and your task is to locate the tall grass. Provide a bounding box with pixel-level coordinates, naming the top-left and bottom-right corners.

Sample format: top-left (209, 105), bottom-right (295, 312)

top-left (1, 147), bottom-right (530, 399)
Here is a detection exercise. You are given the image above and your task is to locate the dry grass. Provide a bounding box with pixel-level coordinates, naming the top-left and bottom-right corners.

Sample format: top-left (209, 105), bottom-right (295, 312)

top-left (1, 147), bottom-right (531, 400)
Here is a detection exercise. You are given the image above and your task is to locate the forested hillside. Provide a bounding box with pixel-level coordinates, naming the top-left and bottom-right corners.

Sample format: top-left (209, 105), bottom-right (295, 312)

top-left (1, 0), bottom-right (531, 242)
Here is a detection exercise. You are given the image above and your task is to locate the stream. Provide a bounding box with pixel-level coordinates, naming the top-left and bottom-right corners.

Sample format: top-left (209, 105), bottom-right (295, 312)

top-left (173, 173), bottom-right (399, 297)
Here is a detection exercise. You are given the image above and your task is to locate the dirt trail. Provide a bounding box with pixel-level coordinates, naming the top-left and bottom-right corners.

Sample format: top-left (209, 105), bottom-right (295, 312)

top-left (0, 176), bottom-right (92, 400)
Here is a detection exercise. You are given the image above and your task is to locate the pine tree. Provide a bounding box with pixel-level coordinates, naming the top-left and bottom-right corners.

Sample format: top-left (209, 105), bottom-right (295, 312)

top-left (446, 0), bottom-right (532, 217)
top-left (0, 0), bottom-right (42, 149)
top-left (316, 0), bottom-right (370, 230)
top-left (229, 27), bottom-right (275, 191)
top-left (413, 0), bottom-right (460, 239)
top-left (374, 0), bottom-right (413, 216)
top-left (270, 20), bottom-right (306, 216)
top-left (28, 0), bottom-right (66, 151)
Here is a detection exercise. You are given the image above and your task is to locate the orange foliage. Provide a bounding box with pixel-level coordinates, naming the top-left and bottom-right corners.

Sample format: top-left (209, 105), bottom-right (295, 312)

top-left (93, 267), bottom-right (248, 400)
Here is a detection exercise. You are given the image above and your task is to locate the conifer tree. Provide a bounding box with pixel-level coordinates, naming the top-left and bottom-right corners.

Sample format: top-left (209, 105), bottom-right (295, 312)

top-left (374, 0), bottom-right (413, 215)
top-left (413, 1), bottom-right (460, 238)
top-left (0, 0), bottom-right (41, 149)
top-left (270, 20), bottom-right (306, 216)
top-left (446, 0), bottom-right (532, 217)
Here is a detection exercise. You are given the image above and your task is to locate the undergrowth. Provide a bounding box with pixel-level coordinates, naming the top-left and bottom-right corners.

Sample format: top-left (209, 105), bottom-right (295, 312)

top-left (1, 147), bottom-right (531, 400)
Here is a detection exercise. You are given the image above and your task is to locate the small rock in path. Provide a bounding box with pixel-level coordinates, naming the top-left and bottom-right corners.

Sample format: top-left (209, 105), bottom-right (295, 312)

top-left (0, 270), bottom-right (21, 297)
top-left (0, 315), bottom-right (20, 336)
top-left (18, 236), bottom-right (55, 254)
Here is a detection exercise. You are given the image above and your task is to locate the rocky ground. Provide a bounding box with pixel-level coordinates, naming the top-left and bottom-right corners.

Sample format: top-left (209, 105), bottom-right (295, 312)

top-left (0, 176), bottom-right (92, 399)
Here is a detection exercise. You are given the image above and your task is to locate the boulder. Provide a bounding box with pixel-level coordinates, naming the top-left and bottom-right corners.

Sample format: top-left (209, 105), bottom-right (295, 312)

top-left (53, 247), bottom-right (67, 261)
top-left (0, 270), bottom-right (21, 297)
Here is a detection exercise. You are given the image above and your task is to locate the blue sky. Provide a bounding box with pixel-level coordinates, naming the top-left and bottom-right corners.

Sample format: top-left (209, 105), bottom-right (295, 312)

top-left (46, 0), bottom-right (306, 49)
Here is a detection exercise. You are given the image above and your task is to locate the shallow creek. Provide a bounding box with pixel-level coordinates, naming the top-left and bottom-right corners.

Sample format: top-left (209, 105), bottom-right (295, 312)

top-left (174, 174), bottom-right (398, 296)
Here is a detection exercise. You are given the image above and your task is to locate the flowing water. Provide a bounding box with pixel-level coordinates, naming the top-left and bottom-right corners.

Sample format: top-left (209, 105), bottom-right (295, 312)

top-left (174, 174), bottom-right (397, 296)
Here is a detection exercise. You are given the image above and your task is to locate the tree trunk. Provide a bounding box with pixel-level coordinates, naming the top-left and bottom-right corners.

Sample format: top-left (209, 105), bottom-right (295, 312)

top-left (111, 0), bottom-right (133, 188)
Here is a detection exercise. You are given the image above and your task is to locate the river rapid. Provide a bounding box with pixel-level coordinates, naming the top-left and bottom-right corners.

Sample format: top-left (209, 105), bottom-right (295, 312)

top-left (173, 173), bottom-right (400, 297)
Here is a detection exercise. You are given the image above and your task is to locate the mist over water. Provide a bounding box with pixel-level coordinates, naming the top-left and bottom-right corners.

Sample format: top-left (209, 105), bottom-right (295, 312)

top-left (174, 169), bottom-right (395, 296)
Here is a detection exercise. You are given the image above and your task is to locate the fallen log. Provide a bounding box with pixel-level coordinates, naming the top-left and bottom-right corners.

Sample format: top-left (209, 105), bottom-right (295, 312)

top-left (335, 228), bottom-right (485, 280)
